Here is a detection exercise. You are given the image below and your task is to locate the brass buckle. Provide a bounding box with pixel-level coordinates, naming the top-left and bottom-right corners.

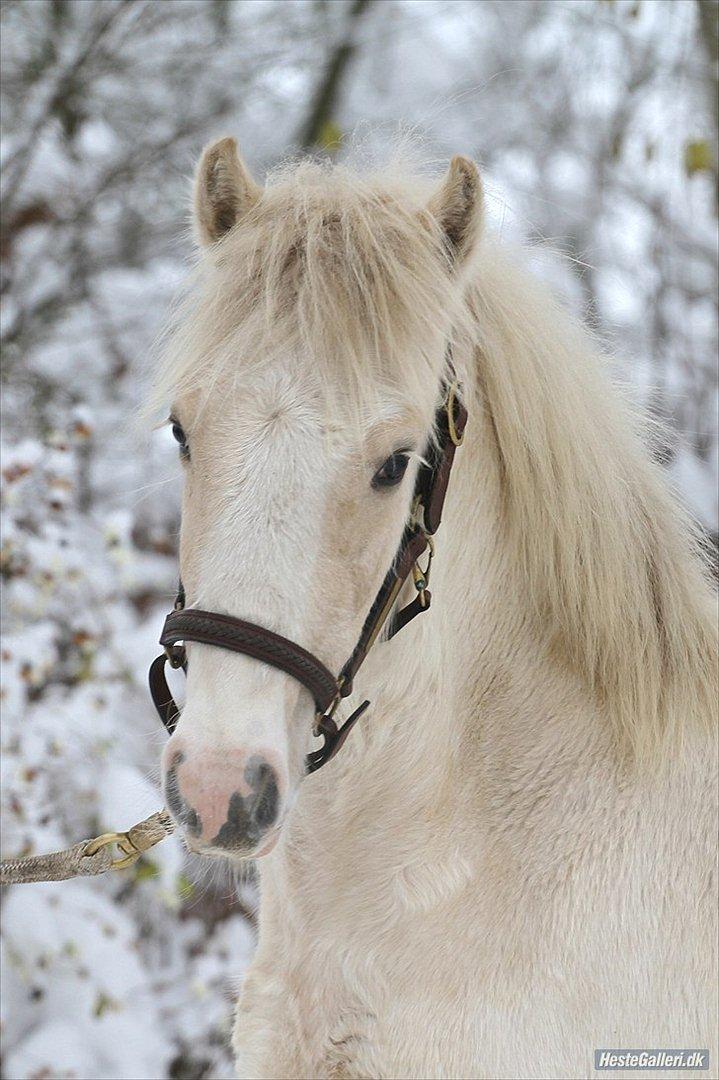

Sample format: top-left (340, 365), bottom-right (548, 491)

top-left (84, 831), bottom-right (143, 871)
top-left (446, 382), bottom-right (464, 447)
top-left (412, 535), bottom-right (435, 608)
top-left (313, 676), bottom-right (344, 737)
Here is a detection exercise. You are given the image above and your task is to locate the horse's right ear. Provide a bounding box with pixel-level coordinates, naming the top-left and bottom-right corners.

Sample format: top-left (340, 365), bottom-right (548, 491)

top-left (193, 137), bottom-right (262, 246)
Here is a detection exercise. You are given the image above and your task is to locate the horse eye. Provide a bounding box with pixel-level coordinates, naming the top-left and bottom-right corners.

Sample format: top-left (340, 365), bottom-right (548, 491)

top-left (170, 420), bottom-right (189, 459)
top-left (371, 452), bottom-right (410, 490)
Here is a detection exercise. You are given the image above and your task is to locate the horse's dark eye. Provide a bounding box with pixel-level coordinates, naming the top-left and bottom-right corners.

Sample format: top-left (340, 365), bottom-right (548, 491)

top-left (170, 420), bottom-right (189, 459)
top-left (372, 452), bottom-right (410, 490)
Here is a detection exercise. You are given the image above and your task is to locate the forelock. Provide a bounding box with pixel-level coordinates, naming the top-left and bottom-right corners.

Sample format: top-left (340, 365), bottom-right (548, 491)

top-left (150, 158), bottom-right (473, 428)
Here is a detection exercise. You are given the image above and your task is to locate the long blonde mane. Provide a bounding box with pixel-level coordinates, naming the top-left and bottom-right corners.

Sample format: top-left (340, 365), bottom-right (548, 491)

top-left (468, 243), bottom-right (717, 764)
top-left (154, 155), bottom-right (718, 766)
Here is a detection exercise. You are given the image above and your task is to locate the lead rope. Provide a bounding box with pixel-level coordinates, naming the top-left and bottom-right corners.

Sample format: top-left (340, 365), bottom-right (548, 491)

top-left (0, 810), bottom-right (174, 886)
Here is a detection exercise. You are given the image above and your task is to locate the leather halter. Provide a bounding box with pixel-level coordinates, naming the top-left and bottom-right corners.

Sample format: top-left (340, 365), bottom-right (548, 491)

top-left (149, 359), bottom-right (468, 773)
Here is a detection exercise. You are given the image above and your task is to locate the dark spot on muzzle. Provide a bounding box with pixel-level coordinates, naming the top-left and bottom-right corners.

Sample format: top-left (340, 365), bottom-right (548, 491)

top-left (164, 752), bottom-right (202, 838)
top-left (211, 755), bottom-right (279, 851)
top-left (245, 755), bottom-right (280, 830)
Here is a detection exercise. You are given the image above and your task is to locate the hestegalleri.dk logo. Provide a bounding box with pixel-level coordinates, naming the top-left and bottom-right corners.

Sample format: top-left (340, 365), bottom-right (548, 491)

top-left (594, 1049), bottom-right (709, 1071)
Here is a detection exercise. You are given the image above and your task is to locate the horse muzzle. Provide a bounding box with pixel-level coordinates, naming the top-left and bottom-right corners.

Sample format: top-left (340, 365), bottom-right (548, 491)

top-left (162, 739), bottom-right (285, 858)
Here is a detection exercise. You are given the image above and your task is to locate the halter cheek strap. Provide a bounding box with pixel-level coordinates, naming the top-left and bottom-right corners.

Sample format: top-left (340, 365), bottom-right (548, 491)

top-left (149, 360), bottom-right (468, 773)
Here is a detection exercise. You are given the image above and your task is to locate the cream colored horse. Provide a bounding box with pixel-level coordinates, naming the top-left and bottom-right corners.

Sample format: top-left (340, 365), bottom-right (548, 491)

top-left (154, 139), bottom-right (718, 1079)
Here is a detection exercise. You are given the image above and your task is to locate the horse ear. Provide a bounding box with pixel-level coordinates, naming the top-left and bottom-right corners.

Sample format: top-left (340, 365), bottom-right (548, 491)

top-left (428, 156), bottom-right (483, 267)
top-left (193, 137), bottom-right (262, 246)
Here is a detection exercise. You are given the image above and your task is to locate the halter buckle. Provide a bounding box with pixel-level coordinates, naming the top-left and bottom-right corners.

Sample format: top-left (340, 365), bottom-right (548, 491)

top-left (307, 699), bottom-right (370, 773)
top-left (412, 534), bottom-right (435, 608)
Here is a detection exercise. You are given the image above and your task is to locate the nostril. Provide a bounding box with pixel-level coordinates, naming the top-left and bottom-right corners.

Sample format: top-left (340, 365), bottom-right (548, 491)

top-left (211, 757), bottom-right (280, 851)
top-left (183, 805), bottom-right (202, 836)
top-left (245, 755), bottom-right (280, 831)
top-left (166, 747), bottom-right (185, 770)
top-left (163, 749), bottom-right (203, 838)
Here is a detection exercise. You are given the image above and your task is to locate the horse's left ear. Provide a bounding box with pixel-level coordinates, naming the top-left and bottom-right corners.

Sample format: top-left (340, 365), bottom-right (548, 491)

top-left (428, 156), bottom-right (483, 268)
top-left (193, 137), bottom-right (262, 246)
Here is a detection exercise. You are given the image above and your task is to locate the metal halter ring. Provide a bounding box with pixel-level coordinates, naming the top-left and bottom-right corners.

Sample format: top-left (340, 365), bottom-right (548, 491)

top-left (312, 676), bottom-right (345, 737)
top-left (446, 382), bottom-right (465, 447)
top-left (164, 643), bottom-right (186, 669)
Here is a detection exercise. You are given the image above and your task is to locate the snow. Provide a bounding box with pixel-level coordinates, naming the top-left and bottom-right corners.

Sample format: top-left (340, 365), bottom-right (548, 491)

top-left (1, 1), bottom-right (716, 1077)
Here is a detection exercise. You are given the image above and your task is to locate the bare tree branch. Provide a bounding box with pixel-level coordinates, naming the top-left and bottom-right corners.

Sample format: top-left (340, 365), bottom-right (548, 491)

top-left (297, 0), bottom-right (374, 151)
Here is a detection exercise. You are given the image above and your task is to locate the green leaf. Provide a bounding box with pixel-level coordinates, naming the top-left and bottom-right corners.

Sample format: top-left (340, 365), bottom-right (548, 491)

top-left (684, 139), bottom-right (715, 177)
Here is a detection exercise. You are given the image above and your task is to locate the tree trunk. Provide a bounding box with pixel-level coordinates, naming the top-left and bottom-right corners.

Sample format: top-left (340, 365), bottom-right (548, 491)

top-left (297, 0), bottom-right (373, 151)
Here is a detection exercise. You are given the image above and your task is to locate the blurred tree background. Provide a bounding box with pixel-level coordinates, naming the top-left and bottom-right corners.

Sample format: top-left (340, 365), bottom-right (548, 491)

top-left (1, 2), bottom-right (717, 1077)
